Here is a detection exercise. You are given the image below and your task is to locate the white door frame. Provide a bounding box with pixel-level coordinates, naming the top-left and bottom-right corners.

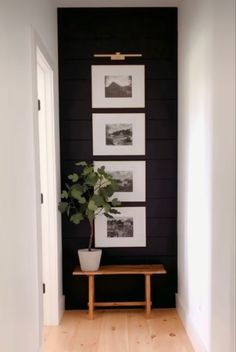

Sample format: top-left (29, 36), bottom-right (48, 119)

top-left (31, 29), bottom-right (64, 326)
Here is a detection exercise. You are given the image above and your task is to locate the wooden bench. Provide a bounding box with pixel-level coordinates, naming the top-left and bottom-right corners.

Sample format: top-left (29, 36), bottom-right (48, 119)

top-left (73, 264), bottom-right (167, 319)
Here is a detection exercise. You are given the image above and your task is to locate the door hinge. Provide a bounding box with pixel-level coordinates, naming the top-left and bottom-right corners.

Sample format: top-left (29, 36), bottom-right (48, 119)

top-left (38, 99), bottom-right (41, 111)
top-left (41, 193), bottom-right (44, 204)
top-left (43, 283), bottom-right (46, 294)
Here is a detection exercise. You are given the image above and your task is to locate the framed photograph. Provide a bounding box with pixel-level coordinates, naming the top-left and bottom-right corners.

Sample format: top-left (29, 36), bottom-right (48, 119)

top-left (95, 207), bottom-right (146, 247)
top-left (92, 113), bottom-right (145, 155)
top-left (94, 161), bottom-right (146, 201)
top-left (91, 65), bottom-right (145, 108)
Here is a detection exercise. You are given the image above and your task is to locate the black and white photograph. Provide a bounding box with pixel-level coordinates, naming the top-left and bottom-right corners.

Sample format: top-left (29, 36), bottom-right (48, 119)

top-left (108, 171), bottom-right (133, 192)
top-left (92, 114), bottom-right (145, 156)
top-left (91, 65), bottom-right (145, 108)
top-left (105, 75), bottom-right (132, 98)
top-left (106, 123), bottom-right (133, 146)
top-left (95, 207), bottom-right (146, 247)
top-left (107, 217), bottom-right (133, 238)
top-left (94, 161), bottom-right (145, 201)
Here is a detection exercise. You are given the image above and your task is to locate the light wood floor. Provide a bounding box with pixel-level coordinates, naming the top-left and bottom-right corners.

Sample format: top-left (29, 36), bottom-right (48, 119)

top-left (43, 309), bottom-right (195, 352)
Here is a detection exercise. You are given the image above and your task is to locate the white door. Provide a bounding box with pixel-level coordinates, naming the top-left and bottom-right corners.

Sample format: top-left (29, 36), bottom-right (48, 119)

top-left (36, 47), bottom-right (62, 325)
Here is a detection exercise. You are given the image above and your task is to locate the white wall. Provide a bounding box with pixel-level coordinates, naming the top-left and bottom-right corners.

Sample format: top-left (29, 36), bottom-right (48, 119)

top-left (210, 0), bottom-right (235, 350)
top-left (0, 0), bottom-right (59, 351)
top-left (178, 0), bottom-right (235, 351)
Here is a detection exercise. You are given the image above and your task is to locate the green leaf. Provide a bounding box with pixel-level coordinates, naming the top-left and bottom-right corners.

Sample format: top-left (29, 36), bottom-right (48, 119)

top-left (61, 190), bottom-right (68, 199)
top-left (71, 188), bottom-right (82, 199)
top-left (103, 185), bottom-right (114, 198)
top-left (99, 188), bottom-right (107, 199)
top-left (110, 180), bottom-right (119, 192)
top-left (97, 166), bottom-right (105, 175)
top-left (111, 198), bottom-right (121, 207)
top-left (75, 161), bottom-right (87, 166)
top-left (86, 172), bottom-right (98, 186)
top-left (79, 197), bottom-right (86, 204)
top-left (70, 213), bottom-right (84, 224)
top-left (58, 202), bottom-right (68, 213)
top-left (104, 203), bottom-right (111, 213)
top-left (71, 188), bottom-right (86, 204)
top-left (68, 173), bottom-right (79, 182)
top-left (88, 200), bottom-right (98, 211)
top-left (82, 165), bottom-right (93, 176)
top-left (92, 194), bottom-right (105, 207)
top-left (71, 184), bottom-right (84, 193)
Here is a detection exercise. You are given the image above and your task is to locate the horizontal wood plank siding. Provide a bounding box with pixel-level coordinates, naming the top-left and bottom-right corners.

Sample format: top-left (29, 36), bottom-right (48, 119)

top-left (58, 7), bottom-right (177, 309)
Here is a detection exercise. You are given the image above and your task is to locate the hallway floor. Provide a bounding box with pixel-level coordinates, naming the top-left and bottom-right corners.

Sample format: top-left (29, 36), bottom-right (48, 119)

top-left (43, 309), bottom-right (194, 352)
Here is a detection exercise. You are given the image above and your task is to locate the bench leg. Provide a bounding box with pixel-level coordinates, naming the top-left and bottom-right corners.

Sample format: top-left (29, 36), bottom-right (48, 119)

top-left (145, 274), bottom-right (151, 318)
top-left (88, 275), bottom-right (94, 319)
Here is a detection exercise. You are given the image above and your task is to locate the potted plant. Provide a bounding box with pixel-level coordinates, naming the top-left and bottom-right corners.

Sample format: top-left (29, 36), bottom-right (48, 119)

top-left (58, 161), bottom-right (121, 271)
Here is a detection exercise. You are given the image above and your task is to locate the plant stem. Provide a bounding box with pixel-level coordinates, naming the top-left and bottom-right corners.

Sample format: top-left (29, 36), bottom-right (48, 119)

top-left (88, 220), bottom-right (94, 251)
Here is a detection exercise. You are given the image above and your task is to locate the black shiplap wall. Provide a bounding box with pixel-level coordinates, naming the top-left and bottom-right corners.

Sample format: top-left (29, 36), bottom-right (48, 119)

top-left (58, 8), bottom-right (177, 309)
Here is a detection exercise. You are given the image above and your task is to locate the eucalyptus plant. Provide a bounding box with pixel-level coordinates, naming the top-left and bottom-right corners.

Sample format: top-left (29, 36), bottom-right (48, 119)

top-left (58, 161), bottom-right (121, 251)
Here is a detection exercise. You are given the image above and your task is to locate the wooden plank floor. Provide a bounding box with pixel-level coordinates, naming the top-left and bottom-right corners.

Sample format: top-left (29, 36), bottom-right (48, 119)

top-left (43, 309), bottom-right (195, 352)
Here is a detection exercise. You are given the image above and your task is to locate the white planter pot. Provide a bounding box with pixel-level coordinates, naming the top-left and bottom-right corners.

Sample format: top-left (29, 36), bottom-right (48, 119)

top-left (78, 248), bottom-right (102, 271)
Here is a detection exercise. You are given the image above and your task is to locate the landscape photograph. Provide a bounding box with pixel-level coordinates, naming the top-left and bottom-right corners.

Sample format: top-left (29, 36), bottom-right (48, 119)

top-left (105, 123), bottom-right (133, 145)
top-left (107, 217), bottom-right (134, 238)
top-left (108, 171), bottom-right (133, 192)
top-left (105, 75), bottom-right (132, 98)
top-left (92, 66), bottom-right (145, 108)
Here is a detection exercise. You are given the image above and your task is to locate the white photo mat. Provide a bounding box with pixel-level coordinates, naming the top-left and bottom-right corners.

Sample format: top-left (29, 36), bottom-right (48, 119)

top-left (91, 65), bottom-right (145, 108)
top-left (95, 207), bottom-right (146, 248)
top-left (94, 161), bottom-right (146, 202)
top-left (92, 113), bottom-right (145, 155)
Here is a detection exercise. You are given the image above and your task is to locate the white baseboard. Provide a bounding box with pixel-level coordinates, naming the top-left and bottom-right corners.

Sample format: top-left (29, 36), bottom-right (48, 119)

top-left (176, 294), bottom-right (208, 352)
